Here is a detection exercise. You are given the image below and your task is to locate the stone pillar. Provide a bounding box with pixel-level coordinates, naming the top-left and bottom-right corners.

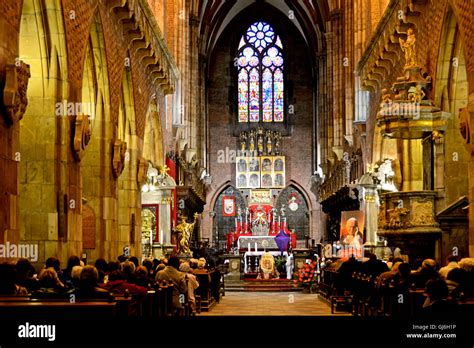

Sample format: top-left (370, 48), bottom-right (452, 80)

top-left (360, 183), bottom-right (378, 246)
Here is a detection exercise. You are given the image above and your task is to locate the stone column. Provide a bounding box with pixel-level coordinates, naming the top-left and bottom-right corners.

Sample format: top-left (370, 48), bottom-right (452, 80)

top-left (360, 183), bottom-right (378, 246)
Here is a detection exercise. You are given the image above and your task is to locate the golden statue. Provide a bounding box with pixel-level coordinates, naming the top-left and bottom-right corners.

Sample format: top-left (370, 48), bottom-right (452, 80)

top-left (408, 84), bottom-right (425, 103)
top-left (173, 213), bottom-right (199, 255)
top-left (399, 28), bottom-right (417, 68)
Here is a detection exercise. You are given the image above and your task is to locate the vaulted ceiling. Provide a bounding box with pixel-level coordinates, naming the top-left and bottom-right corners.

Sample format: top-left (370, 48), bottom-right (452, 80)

top-left (198, 0), bottom-right (330, 58)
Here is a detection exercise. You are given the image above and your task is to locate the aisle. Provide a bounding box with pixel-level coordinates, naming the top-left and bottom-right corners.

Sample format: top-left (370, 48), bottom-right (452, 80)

top-left (198, 292), bottom-right (349, 316)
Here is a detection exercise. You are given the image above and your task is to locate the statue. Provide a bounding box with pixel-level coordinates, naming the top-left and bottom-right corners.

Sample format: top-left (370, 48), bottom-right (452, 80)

top-left (173, 213), bottom-right (200, 255)
top-left (407, 84), bottom-right (425, 103)
top-left (274, 132), bottom-right (281, 155)
top-left (257, 128), bottom-right (264, 156)
top-left (266, 130), bottom-right (273, 155)
top-left (249, 129), bottom-right (256, 152)
top-left (399, 28), bottom-right (417, 68)
top-left (239, 131), bottom-right (247, 153)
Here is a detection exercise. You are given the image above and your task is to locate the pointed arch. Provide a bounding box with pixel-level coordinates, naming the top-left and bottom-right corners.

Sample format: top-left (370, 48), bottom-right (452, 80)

top-left (211, 184), bottom-right (246, 249)
top-left (275, 183), bottom-right (310, 242)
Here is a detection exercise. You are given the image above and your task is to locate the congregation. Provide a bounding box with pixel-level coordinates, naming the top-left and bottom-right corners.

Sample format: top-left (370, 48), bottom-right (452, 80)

top-left (0, 255), bottom-right (223, 316)
top-left (319, 254), bottom-right (474, 316)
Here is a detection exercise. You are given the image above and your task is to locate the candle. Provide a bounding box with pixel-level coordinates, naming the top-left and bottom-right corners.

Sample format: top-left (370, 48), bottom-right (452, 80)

top-left (254, 242), bottom-right (257, 252)
top-left (235, 218), bottom-right (238, 231)
top-left (160, 230), bottom-right (164, 244)
top-left (248, 244), bottom-right (251, 252)
top-left (150, 232), bottom-right (153, 245)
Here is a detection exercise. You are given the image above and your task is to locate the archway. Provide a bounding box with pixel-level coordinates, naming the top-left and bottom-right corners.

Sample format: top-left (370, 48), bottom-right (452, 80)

top-left (275, 185), bottom-right (310, 247)
top-left (212, 185), bottom-right (246, 250)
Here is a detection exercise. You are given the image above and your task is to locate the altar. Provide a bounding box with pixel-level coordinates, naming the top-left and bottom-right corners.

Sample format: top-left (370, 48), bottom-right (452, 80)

top-left (243, 250), bottom-right (284, 273)
top-left (238, 235), bottom-right (278, 250)
top-left (226, 190), bottom-right (296, 253)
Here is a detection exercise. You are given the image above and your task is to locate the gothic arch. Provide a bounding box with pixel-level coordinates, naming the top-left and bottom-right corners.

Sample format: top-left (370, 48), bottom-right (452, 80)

top-left (275, 183), bottom-right (310, 242)
top-left (211, 184), bottom-right (246, 249)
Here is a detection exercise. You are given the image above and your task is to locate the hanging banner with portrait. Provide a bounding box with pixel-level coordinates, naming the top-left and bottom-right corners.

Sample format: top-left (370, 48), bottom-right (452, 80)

top-left (339, 211), bottom-right (365, 258)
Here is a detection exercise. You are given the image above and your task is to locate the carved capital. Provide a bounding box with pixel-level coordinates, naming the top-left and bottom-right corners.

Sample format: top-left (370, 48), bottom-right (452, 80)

top-left (3, 60), bottom-right (31, 124)
top-left (112, 139), bottom-right (127, 178)
top-left (73, 114), bottom-right (91, 161)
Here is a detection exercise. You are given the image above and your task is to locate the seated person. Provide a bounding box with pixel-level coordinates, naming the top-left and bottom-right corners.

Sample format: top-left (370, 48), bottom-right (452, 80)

top-left (31, 268), bottom-right (71, 298)
top-left (422, 278), bottom-right (457, 314)
top-left (446, 267), bottom-right (470, 299)
top-left (73, 266), bottom-right (113, 300)
top-left (71, 265), bottom-right (83, 288)
top-left (410, 259), bottom-right (439, 288)
top-left (133, 266), bottom-right (153, 289)
top-left (0, 263), bottom-right (28, 295)
top-left (94, 258), bottom-right (108, 284)
top-left (15, 258), bottom-right (39, 292)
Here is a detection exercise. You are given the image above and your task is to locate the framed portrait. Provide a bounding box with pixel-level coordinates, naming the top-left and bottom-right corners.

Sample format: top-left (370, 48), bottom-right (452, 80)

top-left (274, 157), bottom-right (285, 172)
top-left (261, 157), bottom-right (272, 172)
top-left (274, 173), bottom-right (285, 188)
top-left (261, 173), bottom-right (272, 188)
top-left (340, 210), bottom-right (365, 251)
top-left (222, 196), bottom-right (236, 216)
top-left (248, 158), bottom-right (260, 172)
top-left (249, 173), bottom-right (260, 188)
top-left (237, 174), bottom-right (247, 188)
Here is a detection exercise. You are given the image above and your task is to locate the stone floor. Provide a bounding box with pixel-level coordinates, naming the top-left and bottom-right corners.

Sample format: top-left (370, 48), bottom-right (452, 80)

top-left (198, 291), bottom-right (350, 316)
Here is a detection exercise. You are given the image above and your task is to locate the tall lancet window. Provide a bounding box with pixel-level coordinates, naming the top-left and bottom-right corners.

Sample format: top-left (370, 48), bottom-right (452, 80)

top-left (237, 22), bottom-right (284, 123)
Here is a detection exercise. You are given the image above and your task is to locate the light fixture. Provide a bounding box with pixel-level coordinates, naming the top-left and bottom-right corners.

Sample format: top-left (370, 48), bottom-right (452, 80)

top-left (142, 184), bottom-right (149, 193)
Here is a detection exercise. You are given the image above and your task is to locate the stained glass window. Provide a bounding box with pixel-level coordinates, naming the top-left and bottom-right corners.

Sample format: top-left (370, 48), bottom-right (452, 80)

top-left (237, 22), bottom-right (284, 122)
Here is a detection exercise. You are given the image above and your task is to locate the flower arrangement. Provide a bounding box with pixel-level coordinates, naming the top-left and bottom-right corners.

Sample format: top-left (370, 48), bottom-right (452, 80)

top-left (293, 259), bottom-right (317, 291)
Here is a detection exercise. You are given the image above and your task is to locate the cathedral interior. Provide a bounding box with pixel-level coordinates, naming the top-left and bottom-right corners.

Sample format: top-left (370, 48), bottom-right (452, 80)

top-left (0, 0), bottom-right (474, 327)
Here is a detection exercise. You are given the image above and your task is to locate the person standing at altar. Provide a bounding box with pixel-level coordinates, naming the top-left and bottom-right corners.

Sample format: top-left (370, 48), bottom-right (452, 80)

top-left (286, 249), bottom-right (294, 280)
